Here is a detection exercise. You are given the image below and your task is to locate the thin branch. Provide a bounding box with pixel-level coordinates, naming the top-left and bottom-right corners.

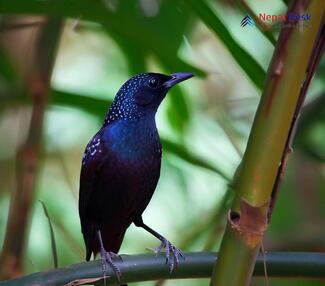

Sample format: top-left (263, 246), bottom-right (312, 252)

top-left (0, 252), bottom-right (324, 286)
top-left (39, 201), bottom-right (59, 269)
top-left (0, 20), bottom-right (47, 31)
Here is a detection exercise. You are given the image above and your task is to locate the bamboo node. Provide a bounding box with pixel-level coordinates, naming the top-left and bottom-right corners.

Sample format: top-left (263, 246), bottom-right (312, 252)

top-left (228, 199), bottom-right (269, 248)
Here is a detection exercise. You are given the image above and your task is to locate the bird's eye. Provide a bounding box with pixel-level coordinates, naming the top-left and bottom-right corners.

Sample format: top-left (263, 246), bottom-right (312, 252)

top-left (146, 78), bottom-right (160, 89)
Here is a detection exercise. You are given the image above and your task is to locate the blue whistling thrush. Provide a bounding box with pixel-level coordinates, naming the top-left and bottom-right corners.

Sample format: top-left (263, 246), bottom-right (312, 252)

top-left (79, 72), bottom-right (193, 279)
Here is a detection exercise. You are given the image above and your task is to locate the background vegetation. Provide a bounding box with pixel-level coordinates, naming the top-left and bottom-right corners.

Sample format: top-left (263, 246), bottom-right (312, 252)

top-left (0, 0), bottom-right (324, 285)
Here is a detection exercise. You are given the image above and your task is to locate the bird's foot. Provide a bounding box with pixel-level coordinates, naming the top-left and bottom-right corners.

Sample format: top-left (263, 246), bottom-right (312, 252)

top-left (154, 238), bottom-right (185, 273)
top-left (99, 250), bottom-right (122, 281)
top-left (107, 251), bottom-right (123, 261)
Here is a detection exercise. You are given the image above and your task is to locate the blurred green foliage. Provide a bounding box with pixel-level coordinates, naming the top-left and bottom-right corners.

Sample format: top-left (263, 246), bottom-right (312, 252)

top-left (0, 0), bottom-right (324, 285)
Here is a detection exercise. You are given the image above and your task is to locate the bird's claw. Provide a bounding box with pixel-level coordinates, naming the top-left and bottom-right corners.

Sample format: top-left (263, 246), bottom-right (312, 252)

top-left (154, 238), bottom-right (185, 273)
top-left (108, 251), bottom-right (123, 261)
top-left (100, 250), bottom-right (122, 281)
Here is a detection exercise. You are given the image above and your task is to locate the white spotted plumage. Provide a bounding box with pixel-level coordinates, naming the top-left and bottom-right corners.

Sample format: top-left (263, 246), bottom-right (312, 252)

top-left (103, 73), bottom-right (151, 125)
top-left (83, 73), bottom-right (152, 166)
top-left (82, 136), bottom-right (102, 165)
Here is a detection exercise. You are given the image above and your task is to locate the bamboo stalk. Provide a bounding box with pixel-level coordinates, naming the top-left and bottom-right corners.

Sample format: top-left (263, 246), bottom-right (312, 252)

top-left (0, 252), bottom-right (324, 286)
top-left (0, 18), bottom-right (62, 279)
top-left (210, 1), bottom-right (325, 286)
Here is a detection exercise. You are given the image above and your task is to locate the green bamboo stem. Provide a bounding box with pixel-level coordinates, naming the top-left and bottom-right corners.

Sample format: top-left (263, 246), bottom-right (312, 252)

top-left (210, 1), bottom-right (325, 286)
top-left (0, 252), bottom-right (324, 286)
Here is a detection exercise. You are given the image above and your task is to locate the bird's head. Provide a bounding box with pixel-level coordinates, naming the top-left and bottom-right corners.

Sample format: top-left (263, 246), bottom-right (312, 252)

top-left (104, 72), bottom-right (193, 124)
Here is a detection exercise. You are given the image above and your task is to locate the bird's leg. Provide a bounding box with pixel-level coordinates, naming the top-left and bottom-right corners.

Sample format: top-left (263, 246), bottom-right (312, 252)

top-left (134, 217), bottom-right (184, 273)
top-left (97, 230), bottom-right (122, 281)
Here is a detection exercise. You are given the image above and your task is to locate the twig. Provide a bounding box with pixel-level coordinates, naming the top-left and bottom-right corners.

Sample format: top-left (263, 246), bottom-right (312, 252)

top-left (0, 20), bottom-right (46, 31)
top-left (39, 200), bottom-right (59, 268)
top-left (260, 242), bottom-right (269, 286)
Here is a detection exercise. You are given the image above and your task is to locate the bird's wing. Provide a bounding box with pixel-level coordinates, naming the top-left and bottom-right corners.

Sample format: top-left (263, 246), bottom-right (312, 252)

top-left (78, 130), bottom-right (107, 225)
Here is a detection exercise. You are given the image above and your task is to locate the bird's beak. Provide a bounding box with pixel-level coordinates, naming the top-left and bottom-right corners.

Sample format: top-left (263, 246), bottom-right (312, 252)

top-left (164, 72), bottom-right (194, 89)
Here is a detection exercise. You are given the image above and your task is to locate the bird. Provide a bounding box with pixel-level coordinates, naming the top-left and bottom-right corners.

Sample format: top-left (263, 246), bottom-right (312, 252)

top-left (79, 72), bottom-right (193, 281)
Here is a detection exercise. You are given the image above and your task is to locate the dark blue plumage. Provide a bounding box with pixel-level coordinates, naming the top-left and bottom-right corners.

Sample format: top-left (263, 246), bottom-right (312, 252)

top-left (79, 72), bottom-right (193, 277)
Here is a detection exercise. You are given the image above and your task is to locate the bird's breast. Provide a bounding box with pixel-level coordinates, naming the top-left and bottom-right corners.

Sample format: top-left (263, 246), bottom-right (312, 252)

top-left (86, 119), bottom-right (162, 225)
top-left (103, 119), bottom-right (162, 166)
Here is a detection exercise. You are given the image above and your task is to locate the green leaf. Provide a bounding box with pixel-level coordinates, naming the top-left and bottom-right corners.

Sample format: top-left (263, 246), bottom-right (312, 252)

top-left (92, 0), bottom-right (202, 134)
top-left (161, 138), bottom-right (231, 181)
top-left (0, 0), bottom-right (205, 137)
top-left (186, 0), bottom-right (266, 89)
top-left (50, 89), bottom-right (111, 116)
top-left (0, 48), bottom-right (17, 84)
top-left (165, 85), bottom-right (190, 136)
